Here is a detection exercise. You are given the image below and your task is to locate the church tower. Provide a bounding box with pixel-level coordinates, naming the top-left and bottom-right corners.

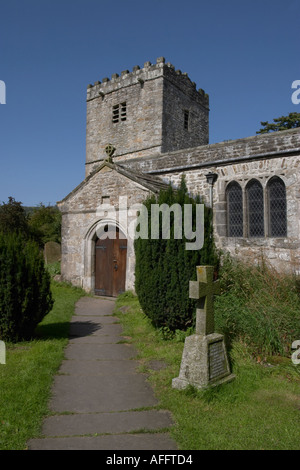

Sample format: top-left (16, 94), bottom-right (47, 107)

top-left (85, 57), bottom-right (209, 176)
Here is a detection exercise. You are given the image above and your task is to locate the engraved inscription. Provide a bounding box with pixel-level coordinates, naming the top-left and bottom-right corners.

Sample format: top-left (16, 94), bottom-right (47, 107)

top-left (209, 340), bottom-right (227, 380)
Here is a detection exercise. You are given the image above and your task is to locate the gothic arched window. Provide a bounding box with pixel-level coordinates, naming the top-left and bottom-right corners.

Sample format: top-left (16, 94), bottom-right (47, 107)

top-left (226, 182), bottom-right (243, 237)
top-left (246, 179), bottom-right (264, 237)
top-left (267, 177), bottom-right (287, 237)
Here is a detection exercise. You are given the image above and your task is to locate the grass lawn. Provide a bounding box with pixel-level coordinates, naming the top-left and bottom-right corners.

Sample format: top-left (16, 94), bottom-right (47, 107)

top-left (0, 281), bottom-right (85, 450)
top-left (115, 292), bottom-right (300, 450)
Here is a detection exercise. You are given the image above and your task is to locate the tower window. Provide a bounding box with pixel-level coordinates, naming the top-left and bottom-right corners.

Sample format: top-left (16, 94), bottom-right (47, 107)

top-left (112, 104), bottom-right (119, 123)
top-left (184, 110), bottom-right (189, 130)
top-left (112, 102), bottom-right (127, 123)
top-left (120, 102), bottom-right (127, 121)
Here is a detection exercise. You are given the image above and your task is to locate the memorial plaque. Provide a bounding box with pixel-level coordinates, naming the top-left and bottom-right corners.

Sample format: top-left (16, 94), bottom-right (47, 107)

top-left (208, 340), bottom-right (227, 380)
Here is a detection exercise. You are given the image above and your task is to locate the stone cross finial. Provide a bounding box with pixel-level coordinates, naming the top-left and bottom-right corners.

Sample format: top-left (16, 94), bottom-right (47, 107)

top-left (105, 144), bottom-right (116, 163)
top-left (189, 266), bottom-right (220, 336)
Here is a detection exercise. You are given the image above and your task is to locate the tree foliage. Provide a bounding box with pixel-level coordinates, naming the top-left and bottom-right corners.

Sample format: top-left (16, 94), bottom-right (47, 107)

top-left (0, 197), bottom-right (30, 237)
top-left (0, 198), bottom-right (61, 247)
top-left (257, 112), bottom-right (300, 134)
top-left (134, 178), bottom-right (219, 331)
top-left (0, 232), bottom-right (53, 342)
top-left (28, 203), bottom-right (61, 245)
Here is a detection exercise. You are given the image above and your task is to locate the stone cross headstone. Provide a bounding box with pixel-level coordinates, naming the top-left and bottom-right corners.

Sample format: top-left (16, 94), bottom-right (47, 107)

top-left (172, 266), bottom-right (235, 390)
top-left (189, 265), bottom-right (220, 336)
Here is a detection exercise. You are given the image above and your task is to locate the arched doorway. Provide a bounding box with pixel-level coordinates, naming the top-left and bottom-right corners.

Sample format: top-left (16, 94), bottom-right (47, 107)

top-left (94, 225), bottom-right (127, 297)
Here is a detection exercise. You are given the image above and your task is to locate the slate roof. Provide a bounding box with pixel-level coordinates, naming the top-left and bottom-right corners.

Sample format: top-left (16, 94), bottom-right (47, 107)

top-left (57, 160), bottom-right (170, 204)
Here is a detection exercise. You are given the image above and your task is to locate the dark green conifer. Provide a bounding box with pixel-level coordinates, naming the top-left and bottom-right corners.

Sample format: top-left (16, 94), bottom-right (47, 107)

top-left (134, 177), bottom-right (218, 331)
top-left (0, 232), bottom-right (53, 342)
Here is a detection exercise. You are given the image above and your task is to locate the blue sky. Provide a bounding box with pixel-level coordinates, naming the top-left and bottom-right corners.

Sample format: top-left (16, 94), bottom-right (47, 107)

top-left (0, 0), bottom-right (299, 206)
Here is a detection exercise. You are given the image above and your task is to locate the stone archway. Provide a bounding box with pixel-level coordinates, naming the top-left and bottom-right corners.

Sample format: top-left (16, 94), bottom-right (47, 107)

top-left (94, 225), bottom-right (127, 297)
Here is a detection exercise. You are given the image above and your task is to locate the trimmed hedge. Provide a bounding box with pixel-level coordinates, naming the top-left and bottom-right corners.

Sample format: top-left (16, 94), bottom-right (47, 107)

top-left (134, 178), bottom-right (219, 331)
top-left (0, 232), bottom-right (53, 342)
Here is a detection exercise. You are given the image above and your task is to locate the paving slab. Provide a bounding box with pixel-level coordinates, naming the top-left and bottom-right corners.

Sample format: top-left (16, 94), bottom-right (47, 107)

top-left (74, 297), bottom-right (115, 316)
top-left (49, 374), bottom-right (158, 413)
top-left (41, 410), bottom-right (174, 437)
top-left (63, 342), bottom-right (137, 360)
top-left (70, 322), bottom-right (124, 338)
top-left (70, 314), bottom-right (119, 325)
top-left (58, 359), bottom-right (138, 376)
top-left (28, 433), bottom-right (177, 451)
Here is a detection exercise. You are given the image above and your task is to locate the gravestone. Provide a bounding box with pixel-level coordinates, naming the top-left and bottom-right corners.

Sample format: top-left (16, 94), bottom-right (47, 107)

top-left (172, 266), bottom-right (235, 390)
top-left (44, 241), bottom-right (61, 264)
top-left (0, 340), bottom-right (6, 364)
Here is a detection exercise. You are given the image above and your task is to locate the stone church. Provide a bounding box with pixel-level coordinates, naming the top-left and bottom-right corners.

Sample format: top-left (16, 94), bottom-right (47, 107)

top-left (57, 57), bottom-right (300, 296)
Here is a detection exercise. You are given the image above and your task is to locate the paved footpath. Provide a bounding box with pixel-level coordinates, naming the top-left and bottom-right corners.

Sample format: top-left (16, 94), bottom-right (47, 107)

top-left (28, 297), bottom-right (177, 450)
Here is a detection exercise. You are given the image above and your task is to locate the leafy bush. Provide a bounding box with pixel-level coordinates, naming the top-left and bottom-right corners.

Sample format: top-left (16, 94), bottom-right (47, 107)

top-left (0, 197), bottom-right (30, 237)
top-left (134, 177), bottom-right (219, 331)
top-left (214, 256), bottom-right (300, 356)
top-left (28, 204), bottom-right (61, 246)
top-left (0, 232), bottom-right (53, 342)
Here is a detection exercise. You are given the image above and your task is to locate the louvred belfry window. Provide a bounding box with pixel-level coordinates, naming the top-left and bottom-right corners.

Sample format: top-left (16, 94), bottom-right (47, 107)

top-left (112, 102), bottom-right (127, 123)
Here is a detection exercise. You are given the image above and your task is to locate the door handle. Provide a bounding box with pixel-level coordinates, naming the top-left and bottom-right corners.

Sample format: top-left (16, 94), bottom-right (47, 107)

top-left (114, 264), bottom-right (118, 271)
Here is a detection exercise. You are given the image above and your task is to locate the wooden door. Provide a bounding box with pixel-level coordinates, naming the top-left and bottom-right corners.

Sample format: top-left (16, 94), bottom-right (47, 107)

top-left (95, 227), bottom-right (127, 297)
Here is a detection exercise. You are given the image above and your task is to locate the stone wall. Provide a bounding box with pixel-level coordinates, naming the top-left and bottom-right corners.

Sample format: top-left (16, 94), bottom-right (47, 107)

top-left (161, 68), bottom-right (209, 153)
top-left (59, 125), bottom-right (300, 294)
top-left (123, 128), bottom-right (300, 175)
top-left (157, 155), bottom-right (300, 275)
top-left (58, 165), bottom-right (153, 291)
top-left (123, 128), bottom-right (300, 276)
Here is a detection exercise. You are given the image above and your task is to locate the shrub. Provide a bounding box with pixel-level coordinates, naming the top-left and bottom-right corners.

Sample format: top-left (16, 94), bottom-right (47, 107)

top-left (134, 177), bottom-right (219, 331)
top-left (214, 256), bottom-right (300, 356)
top-left (0, 197), bottom-right (30, 237)
top-left (28, 204), bottom-right (62, 246)
top-left (0, 232), bottom-right (53, 342)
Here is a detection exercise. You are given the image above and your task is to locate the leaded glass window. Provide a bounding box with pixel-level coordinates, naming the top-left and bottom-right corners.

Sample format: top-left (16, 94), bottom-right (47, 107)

top-left (246, 179), bottom-right (264, 237)
top-left (267, 177), bottom-right (287, 237)
top-left (227, 182), bottom-right (243, 237)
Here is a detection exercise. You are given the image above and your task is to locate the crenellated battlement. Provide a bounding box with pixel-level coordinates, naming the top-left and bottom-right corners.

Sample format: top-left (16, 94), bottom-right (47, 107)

top-left (86, 57), bottom-right (209, 108)
top-left (85, 57), bottom-right (209, 173)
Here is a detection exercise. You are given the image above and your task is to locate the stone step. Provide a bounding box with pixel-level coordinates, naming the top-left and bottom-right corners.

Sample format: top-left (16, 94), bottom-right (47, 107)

top-left (28, 433), bottom-right (177, 450)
